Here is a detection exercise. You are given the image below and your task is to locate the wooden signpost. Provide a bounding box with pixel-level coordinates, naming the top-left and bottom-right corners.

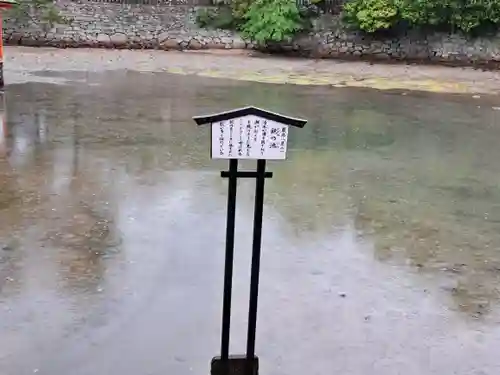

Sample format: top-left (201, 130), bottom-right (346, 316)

top-left (193, 106), bottom-right (307, 375)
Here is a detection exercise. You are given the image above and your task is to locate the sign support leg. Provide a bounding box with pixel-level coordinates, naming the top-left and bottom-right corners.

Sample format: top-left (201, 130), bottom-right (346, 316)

top-left (0, 14), bottom-right (4, 89)
top-left (245, 159), bottom-right (267, 375)
top-left (221, 159), bottom-right (239, 362)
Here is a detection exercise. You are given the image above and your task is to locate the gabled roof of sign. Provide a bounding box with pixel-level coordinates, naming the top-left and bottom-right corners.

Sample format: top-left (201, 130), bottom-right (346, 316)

top-left (193, 106), bottom-right (307, 128)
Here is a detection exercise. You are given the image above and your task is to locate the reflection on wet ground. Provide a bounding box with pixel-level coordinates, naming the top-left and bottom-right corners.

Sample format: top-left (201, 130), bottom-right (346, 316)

top-left (1, 71), bottom-right (500, 375)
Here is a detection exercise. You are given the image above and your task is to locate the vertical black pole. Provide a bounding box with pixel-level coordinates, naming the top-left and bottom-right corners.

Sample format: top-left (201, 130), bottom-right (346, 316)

top-left (0, 13), bottom-right (4, 90)
top-left (246, 159), bottom-right (266, 374)
top-left (221, 159), bottom-right (239, 361)
top-left (0, 62), bottom-right (4, 90)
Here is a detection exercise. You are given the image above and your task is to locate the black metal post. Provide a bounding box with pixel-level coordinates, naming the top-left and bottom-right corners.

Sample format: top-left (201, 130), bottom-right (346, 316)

top-left (221, 159), bottom-right (239, 361)
top-left (245, 159), bottom-right (267, 373)
top-left (0, 62), bottom-right (4, 90)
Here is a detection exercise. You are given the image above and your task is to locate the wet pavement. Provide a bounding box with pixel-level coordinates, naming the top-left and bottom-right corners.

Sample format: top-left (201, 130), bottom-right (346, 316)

top-left (5, 46), bottom-right (500, 94)
top-left (1, 66), bottom-right (500, 375)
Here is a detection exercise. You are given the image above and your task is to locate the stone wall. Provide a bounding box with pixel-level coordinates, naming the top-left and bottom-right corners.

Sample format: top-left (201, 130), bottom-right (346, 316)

top-left (3, 0), bottom-right (248, 50)
top-left (293, 16), bottom-right (500, 65)
top-left (3, 0), bottom-right (500, 66)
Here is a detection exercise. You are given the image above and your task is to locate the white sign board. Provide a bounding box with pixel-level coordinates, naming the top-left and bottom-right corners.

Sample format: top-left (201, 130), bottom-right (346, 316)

top-left (211, 115), bottom-right (289, 160)
top-left (194, 106), bottom-right (306, 160)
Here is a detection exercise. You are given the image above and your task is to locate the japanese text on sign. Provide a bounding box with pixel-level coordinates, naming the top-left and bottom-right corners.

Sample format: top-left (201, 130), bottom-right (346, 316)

top-left (211, 115), bottom-right (289, 160)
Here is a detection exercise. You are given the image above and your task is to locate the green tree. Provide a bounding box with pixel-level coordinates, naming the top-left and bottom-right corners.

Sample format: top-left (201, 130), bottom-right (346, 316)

top-left (230, 0), bottom-right (252, 19)
top-left (241, 0), bottom-right (304, 43)
top-left (343, 0), bottom-right (500, 34)
top-left (6, 0), bottom-right (70, 30)
top-left (343, 0), bottom-right (399, 32)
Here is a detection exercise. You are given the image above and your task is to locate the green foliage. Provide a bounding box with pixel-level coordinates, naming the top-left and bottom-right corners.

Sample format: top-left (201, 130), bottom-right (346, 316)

top-left (241, 0), bottom-right (304, 43)
top-left (343, 0), bottom-right (500, 34)
top-left (230, 0), bottom-right (252, 20)
top-left (343, 0), bottom-right (398, 32)
top-left (197, 0), bottom-right (316, 42)
top-left (195, 6), bottom-right (236, 29)
top-left (6, 0), bottom-right (71, 29)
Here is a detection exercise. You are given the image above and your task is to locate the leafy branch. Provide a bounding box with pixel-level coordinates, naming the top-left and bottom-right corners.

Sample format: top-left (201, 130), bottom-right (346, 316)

top-left (6, 0), bottom-right (71, 30)
top-left (241, 0), bottom-right (305, 44)
top-left (343, 0), bottom-right (500, 34)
